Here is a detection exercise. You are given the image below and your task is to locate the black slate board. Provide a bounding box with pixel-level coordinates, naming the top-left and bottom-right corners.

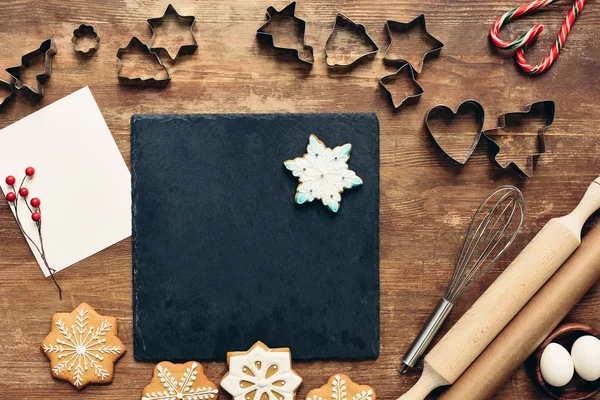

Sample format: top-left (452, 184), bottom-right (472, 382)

top-left (131, 113), bottom-right (379, 361)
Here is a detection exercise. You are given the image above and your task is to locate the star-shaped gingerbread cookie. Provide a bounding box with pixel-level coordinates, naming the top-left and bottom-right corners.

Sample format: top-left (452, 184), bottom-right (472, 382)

top-left (306, 374), bottom-right (375, 400)
top-left (141, 361), bottom-right (219, 400)
top-left (41, 302), bottom-right (126, 389)
top-left (221, 341), bottom-right (303, 400)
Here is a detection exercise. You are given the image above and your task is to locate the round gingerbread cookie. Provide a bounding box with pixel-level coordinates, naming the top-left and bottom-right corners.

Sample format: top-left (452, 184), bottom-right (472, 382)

top-left (306, 374), bottom-right (375, 400)
top-left (41, 302), bottom-right (126, 389)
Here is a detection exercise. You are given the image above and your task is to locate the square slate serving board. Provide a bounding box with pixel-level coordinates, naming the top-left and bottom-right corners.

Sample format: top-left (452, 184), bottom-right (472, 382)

top-left (131, 113), bottom-right (379, 361)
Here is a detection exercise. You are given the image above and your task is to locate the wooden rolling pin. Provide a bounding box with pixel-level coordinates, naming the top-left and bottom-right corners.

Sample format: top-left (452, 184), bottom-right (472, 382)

top-left (439, 219), bottom-right (600, 400)
top-left (398, 177), bottom-right (600, 400)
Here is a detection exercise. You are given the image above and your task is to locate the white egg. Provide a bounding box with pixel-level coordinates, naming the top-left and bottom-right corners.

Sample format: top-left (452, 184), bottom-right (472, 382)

top-left (540, 342), bottom-right (574, 387)
top-left (571, 335), bottom-right (600, 382)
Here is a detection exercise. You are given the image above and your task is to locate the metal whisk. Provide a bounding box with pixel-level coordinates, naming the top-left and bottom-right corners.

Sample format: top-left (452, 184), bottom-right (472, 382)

top-left (400, 185), bottom-right (525, 374)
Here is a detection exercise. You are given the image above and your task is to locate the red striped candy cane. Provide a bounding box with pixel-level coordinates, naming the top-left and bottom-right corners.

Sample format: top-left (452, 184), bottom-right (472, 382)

top-left (490, 0), bottom-right (586, 74)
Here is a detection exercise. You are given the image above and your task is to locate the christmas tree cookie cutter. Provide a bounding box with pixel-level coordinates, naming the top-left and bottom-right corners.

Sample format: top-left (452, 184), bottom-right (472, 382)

top-left (116, 37), bottom-right (171, 87)
top-left (379, 63), bottom-right (424, 109)
top-left (72, 24), bottom-right (100, 55)
top-left (383, 15), bottom-right (444, 73)
top-left (147, 4), bottom-right (198, 60)
top-left (5, 39), bottom-right (57, 97)
top-left (482, 100), bottom-right (554, 177)
top-left (325, 13), bottom-right (379, 68)
top-left (256, 1), bottom-right (314, 66)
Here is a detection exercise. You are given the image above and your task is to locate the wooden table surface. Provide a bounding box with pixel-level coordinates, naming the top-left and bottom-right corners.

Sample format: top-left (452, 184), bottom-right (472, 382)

top-left (0, 0), bottom-right (599, 399)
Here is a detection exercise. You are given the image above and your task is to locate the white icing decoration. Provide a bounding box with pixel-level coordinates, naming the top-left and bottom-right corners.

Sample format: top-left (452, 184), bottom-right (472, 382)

top-left (142, 362), bottom-right (218, 400)
top-left (221, 343), bottom-right (302, 400)
top-left (42, 307), bottom-right (122, 387)
top-left (284, 134), bottom-right (363, 213)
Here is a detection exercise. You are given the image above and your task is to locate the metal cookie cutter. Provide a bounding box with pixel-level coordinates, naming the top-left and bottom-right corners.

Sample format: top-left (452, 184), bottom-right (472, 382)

top-left (483, 100), bottom-right (554, 177)
top-left (425, 100), bottom-right (486, 165)
top-left (256, 2), bottom-right (314, 66)
top-left (147, 4), bottom-right (197, 60)
top-left (72, 24), bottom-right (100, 55)
top-left (5, 39), bottom-right (57, 98)
top-left (383, 15), bottom-right (444, 73)
top-left (116, 37), bottom-right (171, 87)
top-left (0, 79), bottom-right (15, 108)
top-left (325, 13), bottom-right (379, 68)
top-left (379, 63), bottom-right (424, 109)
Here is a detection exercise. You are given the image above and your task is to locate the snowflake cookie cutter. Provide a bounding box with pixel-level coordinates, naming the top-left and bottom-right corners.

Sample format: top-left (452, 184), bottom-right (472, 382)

top-left (482, 100), bottom-right (554, 178)
top-left (256, 1), bottom-right (315, 66)
top-left (141, 361), bottom-right (219, 400)
top-left (220, 341), bottom-right (303, 400)
top-left (379, 63), bottom-right (424, 109)
top-left (284, 134), bottom-right (363, 213)
top-left (325, 13), bottom-right (379, 68)
top-left (6, 39), bottom-right (57, 97)
top-left (72, 24), bottom-right (100, 55)
top-left (116, 37), bottom-right (171, 87)
top-left (147, 4), bottom-right (198, 60)
top-left (306, 374), bottom-right (376, 400)
top-left (41, 303), bottom-right (126, 389)
top-left (383, 16), bottom-right (444, 73)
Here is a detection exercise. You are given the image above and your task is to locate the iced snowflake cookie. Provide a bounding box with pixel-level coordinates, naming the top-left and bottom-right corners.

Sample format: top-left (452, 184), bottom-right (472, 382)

top-left (284, 134), bottom-right (363, 213)
top-left (306, 374), bottom-right (375, 400)
top-left (41, 302), bottom-right (125, 389)
top-left (141, 361), bottom-right (219, 400)
top-left (220, 341), bottom-right (302, 400)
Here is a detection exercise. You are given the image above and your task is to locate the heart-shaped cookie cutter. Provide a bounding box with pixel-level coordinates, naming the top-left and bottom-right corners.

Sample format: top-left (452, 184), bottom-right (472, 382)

top-left (425, 99), bottom-right (485, 165)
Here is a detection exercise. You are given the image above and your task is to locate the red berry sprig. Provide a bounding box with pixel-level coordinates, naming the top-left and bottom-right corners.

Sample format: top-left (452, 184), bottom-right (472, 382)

top-left (3, 166), bottom-right (61, 299)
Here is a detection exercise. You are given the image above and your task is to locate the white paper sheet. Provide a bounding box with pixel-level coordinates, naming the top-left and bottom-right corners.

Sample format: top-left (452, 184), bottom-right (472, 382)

top-left (0, 87), bottom-right (131, 276)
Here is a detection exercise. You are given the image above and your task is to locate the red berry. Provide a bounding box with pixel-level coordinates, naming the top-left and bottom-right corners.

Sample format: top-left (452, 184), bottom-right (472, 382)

top-left (19, 187), bottom-right (29, 197)
top-left (5, 175), bottom-right (15, 185)
top-left (30, 197), bottom-right (41, 207)
top-left (5, 192), bottom-right (16, 202)
top-left (25, 167), bottom-right (35, 176)
top-left (31, 212), bottom-right (41, 222)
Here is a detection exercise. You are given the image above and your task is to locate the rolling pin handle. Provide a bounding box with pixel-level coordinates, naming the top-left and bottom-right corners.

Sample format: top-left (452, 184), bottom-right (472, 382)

top-left (563, 177), bottom-right (600, 234)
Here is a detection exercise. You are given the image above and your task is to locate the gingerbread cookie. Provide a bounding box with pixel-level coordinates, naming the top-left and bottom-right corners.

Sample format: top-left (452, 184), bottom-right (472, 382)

top-left (220, 341), bottom-right (303, 400)
top-left (41, 302), bottom-right (126, 389)
top-left (284, 134), bottom-right (363, 213)
top-left (306, 374), bottom-right (375, 400)
top-left (141, 361), bottom-right (219, 400)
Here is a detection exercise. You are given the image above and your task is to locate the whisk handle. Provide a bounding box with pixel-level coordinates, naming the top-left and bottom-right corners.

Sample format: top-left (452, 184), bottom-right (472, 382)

top-left (401, 298), bottom-right (454, 373)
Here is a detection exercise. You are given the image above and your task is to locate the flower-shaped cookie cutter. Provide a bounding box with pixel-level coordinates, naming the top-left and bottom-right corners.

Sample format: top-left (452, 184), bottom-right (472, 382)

top-left (72, 24), bottom-right (100, 55)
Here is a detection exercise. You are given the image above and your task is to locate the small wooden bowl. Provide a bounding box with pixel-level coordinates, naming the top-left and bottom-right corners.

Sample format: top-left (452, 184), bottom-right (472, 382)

top-left (533, 322), bottom-right (600, 400)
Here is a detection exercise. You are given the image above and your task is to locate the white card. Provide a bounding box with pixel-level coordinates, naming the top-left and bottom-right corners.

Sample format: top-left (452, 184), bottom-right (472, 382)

top-left (0, 87), bottom-right (131, 276)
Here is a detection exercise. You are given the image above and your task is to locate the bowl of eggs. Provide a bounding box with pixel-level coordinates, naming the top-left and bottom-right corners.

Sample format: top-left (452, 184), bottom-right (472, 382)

top-left (535, 323), bottom-right (600, 400)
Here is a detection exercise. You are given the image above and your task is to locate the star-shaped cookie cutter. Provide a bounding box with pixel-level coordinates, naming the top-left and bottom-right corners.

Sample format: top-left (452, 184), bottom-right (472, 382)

top-left (116, 37), bottom-right (171, 87)
top-left (6, 39), bottom-right (57, 97)
top-left (379, 63), bottom-right (424, 109)
top-left (147, 4), bottom-right (197, 60)
top-left (256, 1), bottom-right (314, 66)
top-left (482, 100), bottom-right (554, 177)
top-left (325, 13), bottom-right (379, 68)
top-left (383, 15), bottom-right (444, 73)
top-left (72, 24), bottom-right (100, 56)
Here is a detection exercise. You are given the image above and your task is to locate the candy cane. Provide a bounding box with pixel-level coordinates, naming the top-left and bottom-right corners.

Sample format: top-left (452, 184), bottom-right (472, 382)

top-left (490, 0), bottom-right (586, 74)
